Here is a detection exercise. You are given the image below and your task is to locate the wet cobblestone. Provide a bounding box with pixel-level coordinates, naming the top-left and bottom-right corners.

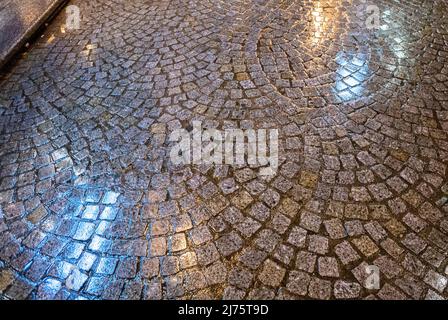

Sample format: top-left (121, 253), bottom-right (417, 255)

top-left (1, 0), bottom-right (448, 300)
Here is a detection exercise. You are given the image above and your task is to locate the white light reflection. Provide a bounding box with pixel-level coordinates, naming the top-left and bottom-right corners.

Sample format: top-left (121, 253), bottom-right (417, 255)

top-left (311, 2), bottom-right (325, 45)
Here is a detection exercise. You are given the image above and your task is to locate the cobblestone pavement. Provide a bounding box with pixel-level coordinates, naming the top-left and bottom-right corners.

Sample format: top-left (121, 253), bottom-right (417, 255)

top-left (1, 0), bottom-right (448, 300)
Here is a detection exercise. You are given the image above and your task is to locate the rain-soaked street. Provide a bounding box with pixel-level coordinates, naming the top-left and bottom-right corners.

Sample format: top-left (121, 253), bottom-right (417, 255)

top-left (0, 0), bottom-right (448, 300)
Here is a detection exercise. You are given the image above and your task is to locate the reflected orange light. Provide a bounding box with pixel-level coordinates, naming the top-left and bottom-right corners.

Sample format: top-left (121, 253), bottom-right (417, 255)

top-left (47, 34), bottom-right (56, 44)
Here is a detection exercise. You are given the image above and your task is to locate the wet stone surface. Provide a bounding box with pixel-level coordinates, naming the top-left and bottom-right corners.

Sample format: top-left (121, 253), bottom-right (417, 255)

top-left (0, 0), bottom-right (448, 300)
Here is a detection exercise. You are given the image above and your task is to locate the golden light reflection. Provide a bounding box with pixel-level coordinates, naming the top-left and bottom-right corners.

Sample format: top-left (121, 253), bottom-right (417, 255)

top-left (79, 43), bottom-right (96, 61)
